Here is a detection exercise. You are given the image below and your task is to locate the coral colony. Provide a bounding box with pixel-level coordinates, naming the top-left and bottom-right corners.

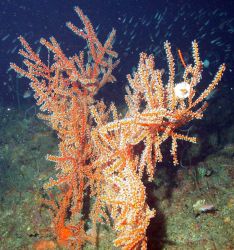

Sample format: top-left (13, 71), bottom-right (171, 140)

top-left (11, 7), bottom-right (225, 250)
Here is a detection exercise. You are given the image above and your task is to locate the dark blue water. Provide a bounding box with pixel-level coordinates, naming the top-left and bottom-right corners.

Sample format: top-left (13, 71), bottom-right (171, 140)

top-left (0, 0), bottom-right (233, 110)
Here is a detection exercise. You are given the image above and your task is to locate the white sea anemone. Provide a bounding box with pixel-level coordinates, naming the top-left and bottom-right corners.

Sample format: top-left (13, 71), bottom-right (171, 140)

top-left (174, 81), bottom-right (190, 99)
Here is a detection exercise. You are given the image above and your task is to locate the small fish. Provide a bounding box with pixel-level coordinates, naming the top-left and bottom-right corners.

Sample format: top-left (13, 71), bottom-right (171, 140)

top-left (23, 89), bottom-right (33, 99)
top-left (193, 199), bottom-right (216, 216)
top-left (1, 34), bottom-right (10, 41)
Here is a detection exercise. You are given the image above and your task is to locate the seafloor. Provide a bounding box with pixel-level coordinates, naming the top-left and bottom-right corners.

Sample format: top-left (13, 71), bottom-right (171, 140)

top-left (0, 107), bottom-right (233, 250)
